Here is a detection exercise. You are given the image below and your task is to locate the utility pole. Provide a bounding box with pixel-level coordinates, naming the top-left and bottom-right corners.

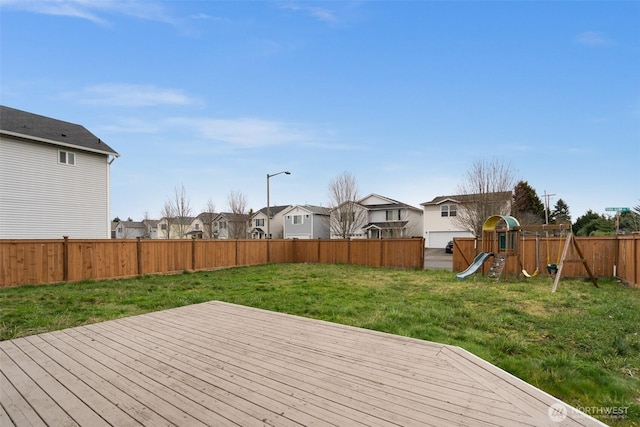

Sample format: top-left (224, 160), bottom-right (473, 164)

top-left (543, 190), bottom-right (556, 225)
top-left (266, 171), bottom-right (291, 239)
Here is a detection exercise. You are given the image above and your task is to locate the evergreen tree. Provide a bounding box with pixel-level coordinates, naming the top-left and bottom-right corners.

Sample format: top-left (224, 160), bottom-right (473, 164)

top-left (550, 199), bottom-right (571, 225)
top-left (619, 204), bottom-right (640, 233)
top-left (512, 180), bottom-right (545, 224)
top-left (573, 210), bottom-right (614, 236)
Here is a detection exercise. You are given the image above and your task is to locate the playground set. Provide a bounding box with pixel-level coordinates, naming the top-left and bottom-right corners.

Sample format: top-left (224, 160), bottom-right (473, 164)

top-left (456, 215), bottom-right (598, 292)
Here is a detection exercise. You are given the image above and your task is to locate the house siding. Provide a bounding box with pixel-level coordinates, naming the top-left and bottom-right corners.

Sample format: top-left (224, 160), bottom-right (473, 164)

top-left (422, 204), bottom-right (474, 248)
top-left (284, 208), bottom-right (312, 239)
top-left (0, 137), bottom-right (111, 238)
top-left (312, 214), bottom-right (330, 239)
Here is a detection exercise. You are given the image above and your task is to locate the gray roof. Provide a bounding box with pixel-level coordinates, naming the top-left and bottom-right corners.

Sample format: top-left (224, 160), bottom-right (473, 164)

top-left (0, 105), bottom-right (118, 156)
top-left (421, 192), bottom-right (512, 206)
top-left (117, 221), bottom-right (147, 230)
top-left (256, 205), bottom-right (292, 216)
top-left (300, 205), bottom-right (331, 215)
top-left (216, 212), bottom-right (250, 222)
top-left (359, 194), bottom-right (421, 211)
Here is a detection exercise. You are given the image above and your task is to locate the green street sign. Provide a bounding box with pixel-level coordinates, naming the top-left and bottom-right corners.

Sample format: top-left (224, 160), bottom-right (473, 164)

top-left (605, 207), bottom-right (630, 212)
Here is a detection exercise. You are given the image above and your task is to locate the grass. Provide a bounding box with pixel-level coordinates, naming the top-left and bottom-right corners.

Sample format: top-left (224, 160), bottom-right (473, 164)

top-left (1, 263), bottom-right (639, 425)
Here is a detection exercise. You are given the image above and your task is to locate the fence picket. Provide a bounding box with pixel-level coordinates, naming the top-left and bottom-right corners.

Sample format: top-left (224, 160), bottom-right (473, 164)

top-left (0, 238), bottom-right (425, 288)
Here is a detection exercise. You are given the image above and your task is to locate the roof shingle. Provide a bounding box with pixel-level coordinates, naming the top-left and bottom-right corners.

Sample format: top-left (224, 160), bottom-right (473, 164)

top-left (0, 105), bottom-right (118, 156)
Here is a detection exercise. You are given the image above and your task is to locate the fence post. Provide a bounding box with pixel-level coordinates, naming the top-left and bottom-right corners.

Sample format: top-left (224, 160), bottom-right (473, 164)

top-left (136, 237), bottom-right (142, 276)
top-left (192, 236), bottom-right (196, 271)
top-left (62, 236), bottom-right (69, 282)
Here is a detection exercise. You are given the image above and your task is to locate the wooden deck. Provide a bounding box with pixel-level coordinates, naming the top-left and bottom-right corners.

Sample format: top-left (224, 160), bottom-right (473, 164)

top-left (1, 301), bottom-right (605, 426)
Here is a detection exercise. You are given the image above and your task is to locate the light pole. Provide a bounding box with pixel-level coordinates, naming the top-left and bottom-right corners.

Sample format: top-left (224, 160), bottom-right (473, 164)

top-left (266, 171), bottom-right (291, 239)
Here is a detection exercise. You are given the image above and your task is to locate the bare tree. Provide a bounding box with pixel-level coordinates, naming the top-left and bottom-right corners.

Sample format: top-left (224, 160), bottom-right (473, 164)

top-left (165, 183), bottom-right (193, 239)
top-left (160, 201), bottom-right (175, 239)
top-left (454, 158), bottom-right (517, 236)
top-left (328, 171), bottom-right (368, 238)
top-left (226, 190), bottom-right (249, 239)
top-left (200, 198), bottom-right (216, 239)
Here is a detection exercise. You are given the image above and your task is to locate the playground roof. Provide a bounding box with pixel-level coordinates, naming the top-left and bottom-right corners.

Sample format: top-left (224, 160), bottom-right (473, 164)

top-left (482, 215), bottom-right (520, 231)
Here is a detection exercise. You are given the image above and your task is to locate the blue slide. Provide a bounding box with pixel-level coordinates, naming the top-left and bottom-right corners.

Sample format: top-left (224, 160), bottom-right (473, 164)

top-left (456, 252), bottom-right (494, 280)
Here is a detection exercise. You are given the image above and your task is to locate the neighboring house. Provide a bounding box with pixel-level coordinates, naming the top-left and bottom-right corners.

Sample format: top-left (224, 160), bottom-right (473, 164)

top-left (143, 219), bottom-right (159, 239)
top-left (421, 192), bottom-right (512, 248)
top-left (188, 212), bottom-right (216, 239)
top-left (359, 194), bottom-right (423, 239)
top-left (0, 105), bottom-right (119, 238)
top-left (113, 220), bottom-right (147, 239)
top-left (250, 205), bottom-right (291, 239)
top-left (213, 212), bottom-right (250, 239)
top-left (329, 194), bottom-right (423, 239)
top-left (157, 216), bottom-right (195, 239)
top-left (112, 219), bottom-right (160, 239)
top-left (282, 205), bottom-right (330, 239)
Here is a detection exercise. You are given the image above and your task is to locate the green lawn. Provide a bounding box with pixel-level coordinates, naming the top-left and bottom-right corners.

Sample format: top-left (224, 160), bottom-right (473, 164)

top-left (1, 264), bottom-right (638, 425)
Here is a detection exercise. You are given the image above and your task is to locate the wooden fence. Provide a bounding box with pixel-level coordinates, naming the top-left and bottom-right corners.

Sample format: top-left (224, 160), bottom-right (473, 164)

top-left (0, 237), bottom-right (425, 288)
top-left (452, 235), bottom-right (639, 287)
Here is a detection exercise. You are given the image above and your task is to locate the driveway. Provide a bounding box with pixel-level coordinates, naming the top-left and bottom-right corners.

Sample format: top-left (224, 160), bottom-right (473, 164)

top-left (424, 248), bottom-right (453, 270)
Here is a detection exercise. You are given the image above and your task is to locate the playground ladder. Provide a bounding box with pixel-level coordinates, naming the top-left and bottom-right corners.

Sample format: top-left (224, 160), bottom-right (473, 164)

top-left (488, 254), bottom-right (508, 281)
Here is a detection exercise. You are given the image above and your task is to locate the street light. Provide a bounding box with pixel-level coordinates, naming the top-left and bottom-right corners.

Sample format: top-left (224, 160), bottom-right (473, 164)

top-left (266, 171), bottom-right (291, 239)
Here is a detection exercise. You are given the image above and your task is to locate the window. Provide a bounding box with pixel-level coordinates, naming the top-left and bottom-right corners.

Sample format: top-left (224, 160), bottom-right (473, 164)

top-left (386, 209), bottom-right (401, 221)
top-left (59, 150), bottom-right (75, 165)
top-left (293, 215), bottom-right (303, 225)
top-left (339, 212), bottom-right (355, 222)
top-left (161, 224), bottom-right (167, 230)
top-left (195, 224), bottom-right (200, 230)
top-left (441, 204), bottom-right (457, 217)
top-left (255, 218), bottom-right (265, 226)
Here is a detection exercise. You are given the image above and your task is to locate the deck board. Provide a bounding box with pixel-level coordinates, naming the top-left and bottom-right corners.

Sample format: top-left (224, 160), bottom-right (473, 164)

top-left (1, 301), bottom-right (606, 426)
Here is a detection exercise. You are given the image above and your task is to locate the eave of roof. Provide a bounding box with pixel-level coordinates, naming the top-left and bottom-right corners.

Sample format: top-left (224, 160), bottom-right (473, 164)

top-left (363, 221), bottom-right (409, 230)
top-left (0, 105), bottom-right (119, 157)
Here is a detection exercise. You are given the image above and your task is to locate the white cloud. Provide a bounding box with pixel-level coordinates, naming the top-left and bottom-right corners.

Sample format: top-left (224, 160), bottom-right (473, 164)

top-left (169, 117), bottom-right (310, 147)
top-left (99, 117), bottom-right (163, 134)
top-left (279, 2), bottom-right (338, 23)
top-left (189, 12), bottom-right (230, 24)
top-left (72, 84), bottom-right (198, 107)
top-left (0, 0), bottom-right (176, 25)
top-left (574, 31), bottom-right (613, 47)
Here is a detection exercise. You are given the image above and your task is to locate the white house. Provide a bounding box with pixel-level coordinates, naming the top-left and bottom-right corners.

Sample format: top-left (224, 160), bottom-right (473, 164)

top-left (157, 216), bottom-right (195, 239)
top-left (421, 192), bottom-right (512, 248)
top-left (282, 205), bottom-right (330, 239)
top-left (113, 220), bottom-right (147, 239)
top-left (330, 194), bottom-right (423, 239)
top-left (187, 212), bottom-right (216, 239)
top-left (113, 219), bottom-right (159, 239)
top-left (360, 194), bottom-right (423, 239)
top-left (0, 105), bottom-right (119, 239)
top-left (213, 212), bottom-right (250, 239)
top-left (250, 205), bottom-right (291, 239)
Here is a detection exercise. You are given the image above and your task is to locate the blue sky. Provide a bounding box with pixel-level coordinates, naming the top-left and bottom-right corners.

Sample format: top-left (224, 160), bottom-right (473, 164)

top-left (2, 0), bottom-right (638, 221)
